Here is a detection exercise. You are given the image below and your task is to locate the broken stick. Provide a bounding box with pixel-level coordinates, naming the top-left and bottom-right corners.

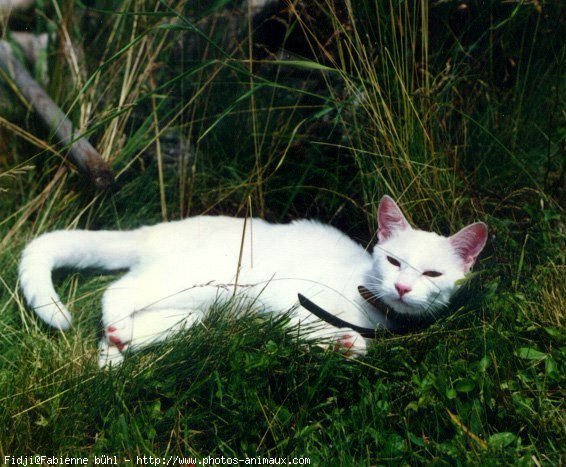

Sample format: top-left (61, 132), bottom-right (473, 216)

top-left (0, 39), bottom-right (113, 189)
top-left (0, 0), bottom-right (35, 15)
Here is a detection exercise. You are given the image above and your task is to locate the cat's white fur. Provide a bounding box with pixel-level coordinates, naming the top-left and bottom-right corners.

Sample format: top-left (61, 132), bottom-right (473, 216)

top-left (19, 196), bottom-right (487, 367)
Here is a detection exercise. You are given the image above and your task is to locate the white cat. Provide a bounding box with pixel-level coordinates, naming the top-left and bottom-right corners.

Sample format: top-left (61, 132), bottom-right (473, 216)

top-left (19, 196), bottom-right (487, 367)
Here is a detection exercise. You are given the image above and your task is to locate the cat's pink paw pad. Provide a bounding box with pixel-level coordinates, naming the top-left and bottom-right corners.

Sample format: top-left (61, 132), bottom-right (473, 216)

top-left (108, 334), bottom-right (126, 351)
top-left (105, 325), bottom-right (130, 351)
top-left (334, 331), bottom-right (367, 357)
top-left (335, 334), bottom-right (355, 351)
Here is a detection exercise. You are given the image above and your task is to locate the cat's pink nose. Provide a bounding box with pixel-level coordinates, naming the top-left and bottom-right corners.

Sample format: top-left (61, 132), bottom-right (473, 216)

top-left (395, 283), bottom-right (412, 297)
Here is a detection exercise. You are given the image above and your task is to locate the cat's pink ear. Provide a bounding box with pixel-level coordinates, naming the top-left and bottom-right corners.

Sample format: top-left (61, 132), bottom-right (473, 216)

top-left (377, 196), bottom-right (411, 241)
top-left (449, 222), bottom-right (488, 272)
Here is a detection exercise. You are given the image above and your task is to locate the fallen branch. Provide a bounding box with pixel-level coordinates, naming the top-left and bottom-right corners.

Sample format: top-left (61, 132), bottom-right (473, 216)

top-left (0, 39), bottom-right (113, 189)
top-left (10, 32), bottom-right (48, 67)
top-left (0, 0), bottom-right (35, 15)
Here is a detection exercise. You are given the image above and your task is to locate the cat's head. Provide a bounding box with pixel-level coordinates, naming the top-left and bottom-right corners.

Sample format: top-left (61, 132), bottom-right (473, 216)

top-left (369, 196), bottom-right (487, 316)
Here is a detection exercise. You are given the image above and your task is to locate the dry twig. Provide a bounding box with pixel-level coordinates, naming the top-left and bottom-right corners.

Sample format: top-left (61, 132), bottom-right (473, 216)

top-left (0, 39), bottom-right (113, 188)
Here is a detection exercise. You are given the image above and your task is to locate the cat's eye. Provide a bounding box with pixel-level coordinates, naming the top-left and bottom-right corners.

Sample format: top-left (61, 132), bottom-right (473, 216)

top-left (423, 270), bottom-right (442, 278)
top-left (386, 256), bottom-right (401, 267)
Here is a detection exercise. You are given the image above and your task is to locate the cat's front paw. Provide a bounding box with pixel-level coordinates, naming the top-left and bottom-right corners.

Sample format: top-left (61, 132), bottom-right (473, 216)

top-left (334, 329), bottom-right (367, 357)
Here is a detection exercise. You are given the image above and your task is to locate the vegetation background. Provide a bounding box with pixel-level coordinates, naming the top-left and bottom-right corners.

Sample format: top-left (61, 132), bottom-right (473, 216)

top-left (0, 0), bottom-right (563, 464)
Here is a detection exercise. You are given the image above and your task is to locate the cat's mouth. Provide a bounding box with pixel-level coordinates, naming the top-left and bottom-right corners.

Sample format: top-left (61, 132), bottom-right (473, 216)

top-left (384, 295), bottom-right (422, 314)
top-left (358, 285), bottom-right (398, 314)
top-left (359, 285), bottom-right (431, 318)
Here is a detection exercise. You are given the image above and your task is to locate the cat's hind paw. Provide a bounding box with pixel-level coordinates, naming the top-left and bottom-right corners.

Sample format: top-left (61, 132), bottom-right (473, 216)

top-left (106, 325), bottom-right (127, 350)
top-left (104, 322), bottom-right (132, 352)
top-left (98, 339), bottom-right (125, 369)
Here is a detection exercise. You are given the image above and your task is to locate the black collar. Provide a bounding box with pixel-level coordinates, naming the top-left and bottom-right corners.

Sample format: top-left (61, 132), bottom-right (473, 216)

top-left (298, 285), bottom-right (432, 337)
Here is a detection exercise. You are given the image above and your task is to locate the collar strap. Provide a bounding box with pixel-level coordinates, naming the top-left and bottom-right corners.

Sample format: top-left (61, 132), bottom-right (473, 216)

top-left (298, 293), bottom-right (381, 338)
top-left (298, 285), bottom-right (432, 337)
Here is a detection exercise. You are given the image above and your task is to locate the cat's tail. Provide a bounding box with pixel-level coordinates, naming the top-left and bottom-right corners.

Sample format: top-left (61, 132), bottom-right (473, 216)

top-left (19, 229), bottom-right (141, 330)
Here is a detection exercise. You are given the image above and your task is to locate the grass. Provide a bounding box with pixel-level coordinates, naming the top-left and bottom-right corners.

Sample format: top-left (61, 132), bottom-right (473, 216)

top-left (0, 0), bottom-right (564, 464)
